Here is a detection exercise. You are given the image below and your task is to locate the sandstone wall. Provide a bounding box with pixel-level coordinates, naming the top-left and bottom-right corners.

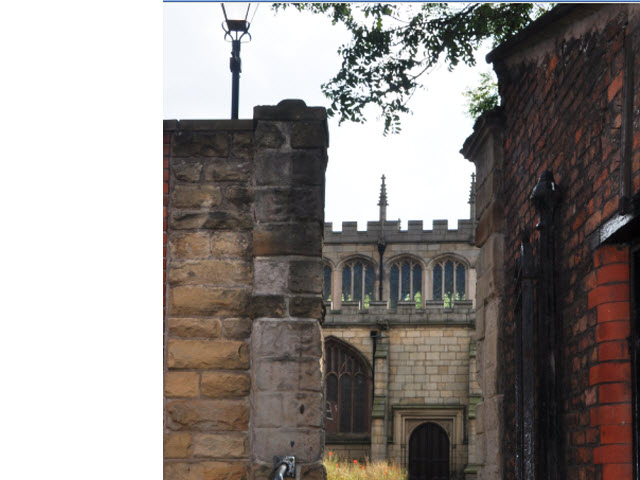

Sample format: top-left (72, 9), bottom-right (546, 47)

top-left (322, 234), bottom-right (479, 476)
top-left (163, 99), bottom-right (328, 480)
top-left (387, 326), bottom-right (474, 406)
top-left (323, 323), bottom-right (479, 476)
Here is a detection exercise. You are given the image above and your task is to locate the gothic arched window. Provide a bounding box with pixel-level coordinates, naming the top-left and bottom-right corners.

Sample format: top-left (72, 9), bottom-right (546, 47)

top-left (341, 259), bottom-right (375, 308)
top-left (324, 338), bottom-right (371, 435)
top-left (389, 258), bottom-right (423, 307)
top-left (323, 263), bottom-right (332, 302)
top-left (432, 258), bottom-right (466, 307)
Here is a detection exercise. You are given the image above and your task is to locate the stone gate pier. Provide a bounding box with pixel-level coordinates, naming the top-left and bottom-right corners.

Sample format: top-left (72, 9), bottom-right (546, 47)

top-left (163, 100), bottom-right (328, 480)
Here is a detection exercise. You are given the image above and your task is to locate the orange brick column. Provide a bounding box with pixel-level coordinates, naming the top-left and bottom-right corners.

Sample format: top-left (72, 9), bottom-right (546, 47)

top-left (587, 245), bottom-right (632, 480)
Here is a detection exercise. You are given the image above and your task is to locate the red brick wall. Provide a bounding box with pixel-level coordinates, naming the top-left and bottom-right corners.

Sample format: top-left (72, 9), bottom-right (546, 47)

top-left (492, 7), bottom-right (640, 479)
top-left (589, 246), bottom-right (632, 479)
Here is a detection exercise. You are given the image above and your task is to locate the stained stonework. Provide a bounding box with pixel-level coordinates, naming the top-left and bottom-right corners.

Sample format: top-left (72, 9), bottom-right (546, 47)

top-left (164, 100), bottom-right (328, 480)
top-left (321, 178), bottom-right (480, 479)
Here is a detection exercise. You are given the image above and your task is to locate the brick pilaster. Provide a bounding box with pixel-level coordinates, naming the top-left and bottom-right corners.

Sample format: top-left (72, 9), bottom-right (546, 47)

top-left (587, 245), bottom-right (632, 480)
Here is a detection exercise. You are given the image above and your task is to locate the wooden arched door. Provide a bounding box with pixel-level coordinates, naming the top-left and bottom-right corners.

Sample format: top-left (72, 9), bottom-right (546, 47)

top-left (408, 422), bottom-right (450, 480)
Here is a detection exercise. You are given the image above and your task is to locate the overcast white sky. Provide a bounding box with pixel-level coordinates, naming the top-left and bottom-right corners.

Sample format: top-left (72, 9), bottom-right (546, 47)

top-left (164, 3), bottom-right (493, 230)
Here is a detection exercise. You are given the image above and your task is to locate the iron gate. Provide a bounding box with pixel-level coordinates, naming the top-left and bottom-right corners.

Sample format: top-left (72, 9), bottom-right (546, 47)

top-left (514, 170), bottom-right (561, 480)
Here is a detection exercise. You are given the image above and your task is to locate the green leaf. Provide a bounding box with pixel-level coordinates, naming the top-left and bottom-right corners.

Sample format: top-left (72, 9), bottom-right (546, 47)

top-left (273, 2), bottom-right (553, 134)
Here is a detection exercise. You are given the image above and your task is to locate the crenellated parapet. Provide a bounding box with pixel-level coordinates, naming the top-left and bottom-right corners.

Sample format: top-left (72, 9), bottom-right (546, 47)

top-left (324, 218), bottom-right (475, 244)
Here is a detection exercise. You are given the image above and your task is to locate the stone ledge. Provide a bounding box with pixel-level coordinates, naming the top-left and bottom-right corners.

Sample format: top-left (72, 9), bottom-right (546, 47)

top-left (391, 403), bottom-right (466, 410)
top-left (460, 108), bottom-right (504, 161)
top-left (323, 321), bottom-right (475, 328)
top-left (164, 119), bottom-right (254, 131)
top-left (464, 464), bottom-right (479, 474)
top-left (325, 435), bottom-right (371, 445)
top-left (164, 119), bottom-right (178, 131)
top-left (325, 305), bottom-right (475, 320)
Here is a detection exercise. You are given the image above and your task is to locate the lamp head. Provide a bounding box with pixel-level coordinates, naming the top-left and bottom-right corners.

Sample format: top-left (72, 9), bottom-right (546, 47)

top-left (221, 3), bottom-right (255, 42)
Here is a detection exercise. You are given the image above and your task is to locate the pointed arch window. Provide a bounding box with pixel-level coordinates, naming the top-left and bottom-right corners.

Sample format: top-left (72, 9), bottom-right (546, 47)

top-left (341, 259), bottom-right (375, 308)
top-left (389, 258), bottom-right (422, 307)
top-left (432, 258), bottom-right (466, 307)
top-left (323, 263), bottom-right (332, 302)
top-left (324, 338), bottom-right (371, 435)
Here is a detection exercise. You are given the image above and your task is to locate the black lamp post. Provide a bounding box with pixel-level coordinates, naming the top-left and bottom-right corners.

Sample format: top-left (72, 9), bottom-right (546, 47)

top-left (221, 4), bottom-right (255, 119)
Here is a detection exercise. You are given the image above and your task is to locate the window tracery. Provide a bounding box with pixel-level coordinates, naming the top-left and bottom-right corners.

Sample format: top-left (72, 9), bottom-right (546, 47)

top-left (432, 258), bottom-right (466, 307)
top-left (324, 338), bottom-right (371, 435)
top-left (389, 258), bottom-right (423, 307)
top-left (341, 258), bottom-right (375, 308)
top-left (323, 263), bottom-right (332, 302)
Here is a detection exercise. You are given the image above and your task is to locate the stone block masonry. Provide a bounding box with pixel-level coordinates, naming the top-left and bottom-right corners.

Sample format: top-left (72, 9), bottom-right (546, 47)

top-left (460, 111), bottom-right (505, 480)
top-left (164, 100), bottom-right (328, 480)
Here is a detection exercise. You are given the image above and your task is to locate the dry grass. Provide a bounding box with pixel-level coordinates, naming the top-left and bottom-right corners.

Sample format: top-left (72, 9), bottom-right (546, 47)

top-left (324, 452), bottom-right (407, 480)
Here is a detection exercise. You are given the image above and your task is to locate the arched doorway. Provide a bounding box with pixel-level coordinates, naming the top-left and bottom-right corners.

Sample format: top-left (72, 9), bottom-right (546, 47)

top-left (408, 422), bottom-right (450, 480)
